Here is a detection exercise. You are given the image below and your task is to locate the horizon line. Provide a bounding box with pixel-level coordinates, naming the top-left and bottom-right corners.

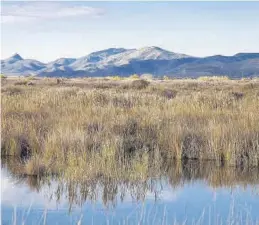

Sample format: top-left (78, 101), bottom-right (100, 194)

top-left (2, 46), bottom-right (259, 63)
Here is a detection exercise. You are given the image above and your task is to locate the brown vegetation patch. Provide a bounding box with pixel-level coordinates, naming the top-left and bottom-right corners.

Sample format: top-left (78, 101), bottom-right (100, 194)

top-left (131, 79), bottom-right (150, 89)
top-left (159, 89), bottom-right (177, 99)
top-left (231, 91), bottom-right (244, 100)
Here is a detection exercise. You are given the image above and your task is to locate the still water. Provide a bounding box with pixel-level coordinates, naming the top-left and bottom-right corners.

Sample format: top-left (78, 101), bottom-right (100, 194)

top-left (1, 159), bottom-right (259, 225)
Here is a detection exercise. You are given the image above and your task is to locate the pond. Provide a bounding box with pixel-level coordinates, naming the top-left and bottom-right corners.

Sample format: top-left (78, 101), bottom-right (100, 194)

top-left (1, 158), bottom-right (259, 225)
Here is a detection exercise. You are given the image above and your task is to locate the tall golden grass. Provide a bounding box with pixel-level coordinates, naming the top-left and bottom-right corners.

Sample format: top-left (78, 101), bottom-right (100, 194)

top-left (1, 77), bottom-right (259, 176)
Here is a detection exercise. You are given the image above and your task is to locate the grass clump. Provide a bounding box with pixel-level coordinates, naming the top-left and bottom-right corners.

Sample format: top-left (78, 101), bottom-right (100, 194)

top-left (24, 156), bottom-right (46, 176)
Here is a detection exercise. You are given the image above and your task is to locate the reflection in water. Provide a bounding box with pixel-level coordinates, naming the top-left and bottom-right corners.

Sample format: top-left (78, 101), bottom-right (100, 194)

top-left (1, 157), bottom-right (259, 225)
top-left (2, 157), bottom-right (259, 210)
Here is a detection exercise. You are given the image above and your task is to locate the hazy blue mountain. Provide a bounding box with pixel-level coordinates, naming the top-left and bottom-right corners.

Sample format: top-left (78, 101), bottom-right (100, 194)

top-left (1, 54), bottom-right (46, 75)
top-left (46, 58), bottom-right (76, 68)
top-left (234, 53), bottom-right (259, 60)
top-left (1, 48), bottom-right (259, 77)
top-left (168, 54), bottom-right (259, 78)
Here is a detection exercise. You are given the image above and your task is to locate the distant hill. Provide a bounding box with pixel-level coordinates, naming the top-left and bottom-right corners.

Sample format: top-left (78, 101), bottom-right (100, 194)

top-left (1, 47), bottom-right (259, 78)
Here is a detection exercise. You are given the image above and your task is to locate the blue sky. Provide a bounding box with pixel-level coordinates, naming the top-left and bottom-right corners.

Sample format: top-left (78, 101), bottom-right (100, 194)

top-left (1, 1), bottom-right (259, 62)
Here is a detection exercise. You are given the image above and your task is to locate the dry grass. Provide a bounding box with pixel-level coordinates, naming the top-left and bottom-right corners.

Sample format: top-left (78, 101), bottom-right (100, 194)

top-left (197, 75), bottom-right (230, 81)
top-left (1, 77), bottom-right (259, 176)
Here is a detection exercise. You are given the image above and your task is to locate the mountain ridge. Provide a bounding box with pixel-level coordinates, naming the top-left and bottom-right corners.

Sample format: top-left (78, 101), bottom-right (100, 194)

top-left (1, 47), bottom-right (259, 78)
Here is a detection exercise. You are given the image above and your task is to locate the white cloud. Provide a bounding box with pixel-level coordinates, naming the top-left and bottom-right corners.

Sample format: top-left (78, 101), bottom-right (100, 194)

top-left (1, 2), bottom-right (105, 24)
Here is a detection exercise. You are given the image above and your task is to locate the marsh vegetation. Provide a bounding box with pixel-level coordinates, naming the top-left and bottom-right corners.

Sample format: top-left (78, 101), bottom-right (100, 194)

top-left (1, 76), bottom-right (259, 178)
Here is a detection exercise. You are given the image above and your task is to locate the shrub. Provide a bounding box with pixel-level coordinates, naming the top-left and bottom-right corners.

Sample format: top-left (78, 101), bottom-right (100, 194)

top-left (140, 74), bottom-right (153, 80)
top-left (112, 96), bottom-right (134, 108)
top-left (2, 86), bottom-right (23, 95)
top-left (1, 74), bottom-right (7, 85)
top-left (198, 76), bottom-right (230, 81)
top-left (110, 76), bottom-right (122, 81)
top-left (160, 89), bottom-right (177, 99)
top-left (131, 79), bottom-right (150, 89)
top-left (26, 75), bottom-right (37, 80)
top-left (14, 79), bottom-right (35, 86)
top-left (14, 80), bottom-right (29, 85)
top-left (28, 81), bottom-right (35, 86)
top-left (56, 78), bottom-right (63, 84)
top-left (231, 92), bottom-right (244, 100)
top-left (129, 74), bottom-right (140, 80)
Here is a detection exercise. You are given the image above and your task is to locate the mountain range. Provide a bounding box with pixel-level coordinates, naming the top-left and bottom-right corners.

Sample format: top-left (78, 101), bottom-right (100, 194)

top-left (1, 46), bottom-right (259, 78)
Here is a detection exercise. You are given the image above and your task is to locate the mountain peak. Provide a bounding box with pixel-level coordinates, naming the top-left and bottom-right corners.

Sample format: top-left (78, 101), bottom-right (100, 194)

top-left (139, 46), bottom-right (164, 52)
top-left (88, 48), bottom-right (128, 57)
top-left (2, 53), bottom-right (24, 64)
top-left (129, 46), bottom-right (190, 61)
top-left (10, 53), bottom-right (23, 60)
top-left (70, 48), bottom-right (129, 67)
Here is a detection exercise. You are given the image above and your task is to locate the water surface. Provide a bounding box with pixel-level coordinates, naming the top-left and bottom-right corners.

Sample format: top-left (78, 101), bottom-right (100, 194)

top-left (1, 159), bottom-right (259, 225)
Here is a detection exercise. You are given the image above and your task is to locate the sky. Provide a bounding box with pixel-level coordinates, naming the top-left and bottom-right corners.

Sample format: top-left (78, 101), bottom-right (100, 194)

top-left (1, 1), bottom-right (259, 62)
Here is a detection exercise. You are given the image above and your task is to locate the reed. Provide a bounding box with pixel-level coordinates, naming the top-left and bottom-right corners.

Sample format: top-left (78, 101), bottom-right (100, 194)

top-left (1, 77), bottom-right (259, 176)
